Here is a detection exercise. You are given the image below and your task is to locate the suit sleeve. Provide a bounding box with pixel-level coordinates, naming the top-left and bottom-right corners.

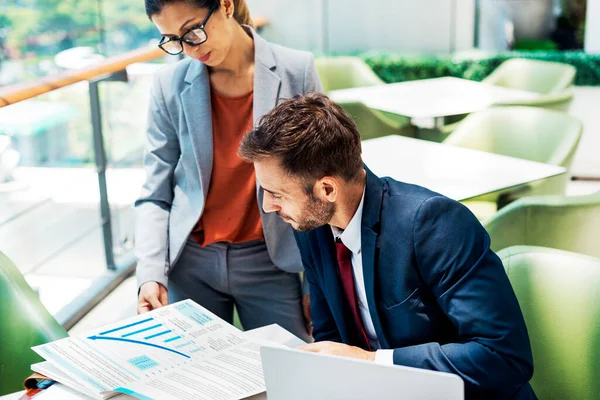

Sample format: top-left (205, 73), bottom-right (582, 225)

top-left (134, 71), bottom-right (181, 290)
top-left (294, 233), bottom-right (342, 343)
top-left (392, 196), bottom-right (534, 393)
top-left (303, 54), bottom-right (323, 94)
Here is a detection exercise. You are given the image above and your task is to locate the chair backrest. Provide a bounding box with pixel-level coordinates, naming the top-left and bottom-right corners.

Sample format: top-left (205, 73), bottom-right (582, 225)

top-left (483, 59), bottom-right (576, 94)
top-left (315, 57), bottom-right (384, 93)
top-left (498, 246), bottom-right (600, 400)
top-left (444, 106), bottom-right (582, 168)
top-left (0, 251), bottom-right (68, 395)
top-left (484, 193), bottom-right (600, 257)
top-left (338, 101), bottom-right (411, 140)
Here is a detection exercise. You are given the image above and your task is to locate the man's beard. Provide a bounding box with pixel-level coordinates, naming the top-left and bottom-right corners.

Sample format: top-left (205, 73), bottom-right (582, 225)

top-left (287, 193), bottom-right (336, 232)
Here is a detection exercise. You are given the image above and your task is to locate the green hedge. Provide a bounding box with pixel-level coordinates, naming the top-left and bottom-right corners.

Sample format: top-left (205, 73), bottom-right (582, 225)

top-left (360, 51), bottom-right (600, 86)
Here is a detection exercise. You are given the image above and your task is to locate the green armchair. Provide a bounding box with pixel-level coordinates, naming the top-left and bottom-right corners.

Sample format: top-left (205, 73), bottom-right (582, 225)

top-left (337, 101), bottom-right (413, 140)
top-left (483, 58), bottom-right (576, 111)
top-left (499, 246), bottom-right (600, 400)
top-left (484, 192), bottom-right (600, 256)
top-left (315, 57), bottom-right (411, 139)
top-left (315, 56), bottom-right (384, 94)
top-left (0, 250), bottom-right (68, 395)
top-left (443, 106), bottom-right (582, 220)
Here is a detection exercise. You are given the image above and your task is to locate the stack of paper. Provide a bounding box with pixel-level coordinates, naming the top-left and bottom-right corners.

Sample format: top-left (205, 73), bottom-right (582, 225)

top-left (32, 300), bottom-right (281, 400)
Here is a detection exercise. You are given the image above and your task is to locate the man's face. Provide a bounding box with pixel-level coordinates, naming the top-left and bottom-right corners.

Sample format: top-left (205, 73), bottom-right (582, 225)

top-left (255, 157), bottom-right (335, 232)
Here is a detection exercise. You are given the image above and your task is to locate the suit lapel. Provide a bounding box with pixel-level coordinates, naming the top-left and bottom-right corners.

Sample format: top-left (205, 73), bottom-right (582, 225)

top-left (180, 61), bottom-right (213, 199)
top-left (316, 227), bottom-right (362, 346)
top-left (361, 167), bottom-right (389, 348)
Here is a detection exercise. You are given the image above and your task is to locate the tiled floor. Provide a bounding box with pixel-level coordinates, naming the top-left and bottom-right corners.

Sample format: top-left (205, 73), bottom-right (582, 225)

top-left (567, 87), bottom-right (600, 178)
top-left (566, 180), bottom-right (600, 196)
top-left (68, 274), bottom-right (138, 335)
top-left (0, 167), bottom-right (143, 316)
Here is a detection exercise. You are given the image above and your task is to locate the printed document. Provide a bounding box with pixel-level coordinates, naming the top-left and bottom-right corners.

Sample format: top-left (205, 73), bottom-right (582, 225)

top-left (33, 300), bottom-right (278, 400)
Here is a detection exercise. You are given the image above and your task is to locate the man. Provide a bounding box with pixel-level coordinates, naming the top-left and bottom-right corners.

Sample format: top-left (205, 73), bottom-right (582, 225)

top-left (239, 93), bottom-right (535, 399)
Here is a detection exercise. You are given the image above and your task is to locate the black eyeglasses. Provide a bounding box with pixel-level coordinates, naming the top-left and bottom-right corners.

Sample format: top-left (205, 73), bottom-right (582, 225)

top-left (158, 4), bottom-right (217, 55)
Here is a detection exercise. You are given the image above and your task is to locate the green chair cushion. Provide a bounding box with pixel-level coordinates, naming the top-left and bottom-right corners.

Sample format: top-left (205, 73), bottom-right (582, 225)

top-left (484, 193), bottom-right (600, 257)
top-left (499, 246), bottom-right (600, 400)
top-left (0, 251), bottom-right (68, 395)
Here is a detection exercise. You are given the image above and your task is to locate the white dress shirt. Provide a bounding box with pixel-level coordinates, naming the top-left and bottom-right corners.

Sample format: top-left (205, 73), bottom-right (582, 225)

top-left (330, 188), bottom-right (394, 365)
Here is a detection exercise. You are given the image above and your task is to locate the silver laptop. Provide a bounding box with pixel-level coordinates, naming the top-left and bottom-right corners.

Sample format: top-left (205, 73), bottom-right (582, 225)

top-left (260, 345), bottom-right (464, 400)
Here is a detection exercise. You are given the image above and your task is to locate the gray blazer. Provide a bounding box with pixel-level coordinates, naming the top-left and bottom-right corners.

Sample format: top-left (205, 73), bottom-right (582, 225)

top-left (135, 27), bottom-right (322, 291)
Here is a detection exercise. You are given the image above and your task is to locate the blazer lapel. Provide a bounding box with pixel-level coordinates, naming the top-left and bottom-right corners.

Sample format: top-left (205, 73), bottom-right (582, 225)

top-left (251, 27), bottom-right (281, 123)
top-left (361, 167), bottom-right (390, 349)
top-left (180, 61), bottom-right (213, 199)
top-left (248, 27), bottom-right (287, 252)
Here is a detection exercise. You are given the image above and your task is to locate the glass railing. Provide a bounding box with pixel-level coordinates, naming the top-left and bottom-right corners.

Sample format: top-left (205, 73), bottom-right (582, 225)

top-left (0, 44), bottom-right (169, 328)
top-left (0, 0), bottom-right (272, 329)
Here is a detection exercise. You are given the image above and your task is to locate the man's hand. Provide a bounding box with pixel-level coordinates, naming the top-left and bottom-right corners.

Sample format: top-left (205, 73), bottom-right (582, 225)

top-left (297, 341), bottom-right (376, 361)
top-left (137, 282), bottom-right (168, 314)
top-left (302, 294), bottom-right (313, 335)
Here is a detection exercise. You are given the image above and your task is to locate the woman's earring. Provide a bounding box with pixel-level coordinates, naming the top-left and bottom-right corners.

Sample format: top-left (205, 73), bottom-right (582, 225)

top-left (227, 13), bottom-right (233, 18)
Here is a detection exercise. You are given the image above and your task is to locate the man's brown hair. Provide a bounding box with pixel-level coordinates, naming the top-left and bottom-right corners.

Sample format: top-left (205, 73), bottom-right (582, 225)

top-left (238, 92), bottom-right (363, 191)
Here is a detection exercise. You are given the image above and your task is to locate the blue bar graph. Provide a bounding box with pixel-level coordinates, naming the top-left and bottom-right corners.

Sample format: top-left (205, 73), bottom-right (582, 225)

top-left (164, 336), bottom-right (182, 343)
top-left (145, 330), bottom-right (172, 340)
top-left (88, 336), bottom-right (190, 358)
top-left (121, 324), bottom-right (163, 338)
top-left (99, 318), bottom-right (154, 336)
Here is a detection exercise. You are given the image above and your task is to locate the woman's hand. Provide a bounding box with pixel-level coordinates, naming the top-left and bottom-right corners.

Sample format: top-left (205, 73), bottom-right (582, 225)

top-left (137, 282), bottom-right (169, 314)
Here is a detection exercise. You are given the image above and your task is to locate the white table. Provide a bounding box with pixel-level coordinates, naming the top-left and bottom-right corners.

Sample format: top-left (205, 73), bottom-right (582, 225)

top-left (361, 135), bottom-right (566, 201)
top-left (329, 77), bottom-right (539, 124)
top-left (0, 325), bottom-right (302, 400)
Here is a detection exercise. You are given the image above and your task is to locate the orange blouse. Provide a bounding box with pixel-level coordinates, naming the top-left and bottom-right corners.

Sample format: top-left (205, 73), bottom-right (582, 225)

top-left (191, 87), bottom-right (264, 246)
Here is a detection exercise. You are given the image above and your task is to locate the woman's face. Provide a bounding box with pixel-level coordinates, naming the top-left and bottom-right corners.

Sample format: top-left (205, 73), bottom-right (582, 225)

top-left (152, 0), bottom-right (235, 67)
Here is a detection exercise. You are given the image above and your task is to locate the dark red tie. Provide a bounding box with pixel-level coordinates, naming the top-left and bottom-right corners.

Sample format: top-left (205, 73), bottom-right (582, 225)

top-left (335, 239), bottom-right (372, 351)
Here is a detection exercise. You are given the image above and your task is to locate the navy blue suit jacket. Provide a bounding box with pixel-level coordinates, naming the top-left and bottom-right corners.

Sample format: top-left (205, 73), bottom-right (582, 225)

top-left (294, 168), bottom-right (536, 399)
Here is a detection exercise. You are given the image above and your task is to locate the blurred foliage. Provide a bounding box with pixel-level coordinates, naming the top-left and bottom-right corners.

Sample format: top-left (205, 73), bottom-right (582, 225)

top-left (514, 40), bottom-right (558, 51)
top-left (362, 51), bottom-right (600, 86)
top-left (0, 0), bottom-right (155, 56)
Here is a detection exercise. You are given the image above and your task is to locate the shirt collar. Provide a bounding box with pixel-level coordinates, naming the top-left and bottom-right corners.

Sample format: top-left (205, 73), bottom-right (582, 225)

top-left (330, 187), bottom-right (366, 255)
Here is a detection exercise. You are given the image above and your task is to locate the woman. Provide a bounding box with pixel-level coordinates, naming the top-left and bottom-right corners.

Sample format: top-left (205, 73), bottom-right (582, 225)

top-left (135, 0), bottom-right (321, 342)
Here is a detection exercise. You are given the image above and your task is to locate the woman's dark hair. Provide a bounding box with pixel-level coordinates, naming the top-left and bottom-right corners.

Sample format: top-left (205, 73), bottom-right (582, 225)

top-left (145, 0), bottom-right (254, 27)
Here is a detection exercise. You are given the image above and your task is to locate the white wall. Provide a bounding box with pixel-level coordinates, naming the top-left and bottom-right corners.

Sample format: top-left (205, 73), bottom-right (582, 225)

top-left (246, 0), bottom-right (475, 54)
top-left (455, 0), bottom-right (477, 51)
top-left (246, 0), bottom-right (324, 52)
top-left (326, 0), bottom-right (455, 54)
top-left (585, 0), bottom-right (600, 53)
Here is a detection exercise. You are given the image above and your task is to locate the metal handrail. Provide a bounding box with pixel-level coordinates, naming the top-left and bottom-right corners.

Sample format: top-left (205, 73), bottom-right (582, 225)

top-left (0, 47), bottom-right (164, 108)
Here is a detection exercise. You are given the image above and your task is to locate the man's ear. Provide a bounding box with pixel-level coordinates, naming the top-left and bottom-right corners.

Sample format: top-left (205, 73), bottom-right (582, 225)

top-left (315, 176), bottom-right (338, 203)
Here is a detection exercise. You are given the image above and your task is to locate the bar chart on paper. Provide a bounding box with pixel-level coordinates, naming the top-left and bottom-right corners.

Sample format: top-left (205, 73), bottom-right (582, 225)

top-left (80, 301), bottom-right (229, 375)
top-left (31, 300), bottom-right (270, 400)
top-left (33, 300), bottom-right (247, 387)
top-left (88, 315), bottom-right (205, 361)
